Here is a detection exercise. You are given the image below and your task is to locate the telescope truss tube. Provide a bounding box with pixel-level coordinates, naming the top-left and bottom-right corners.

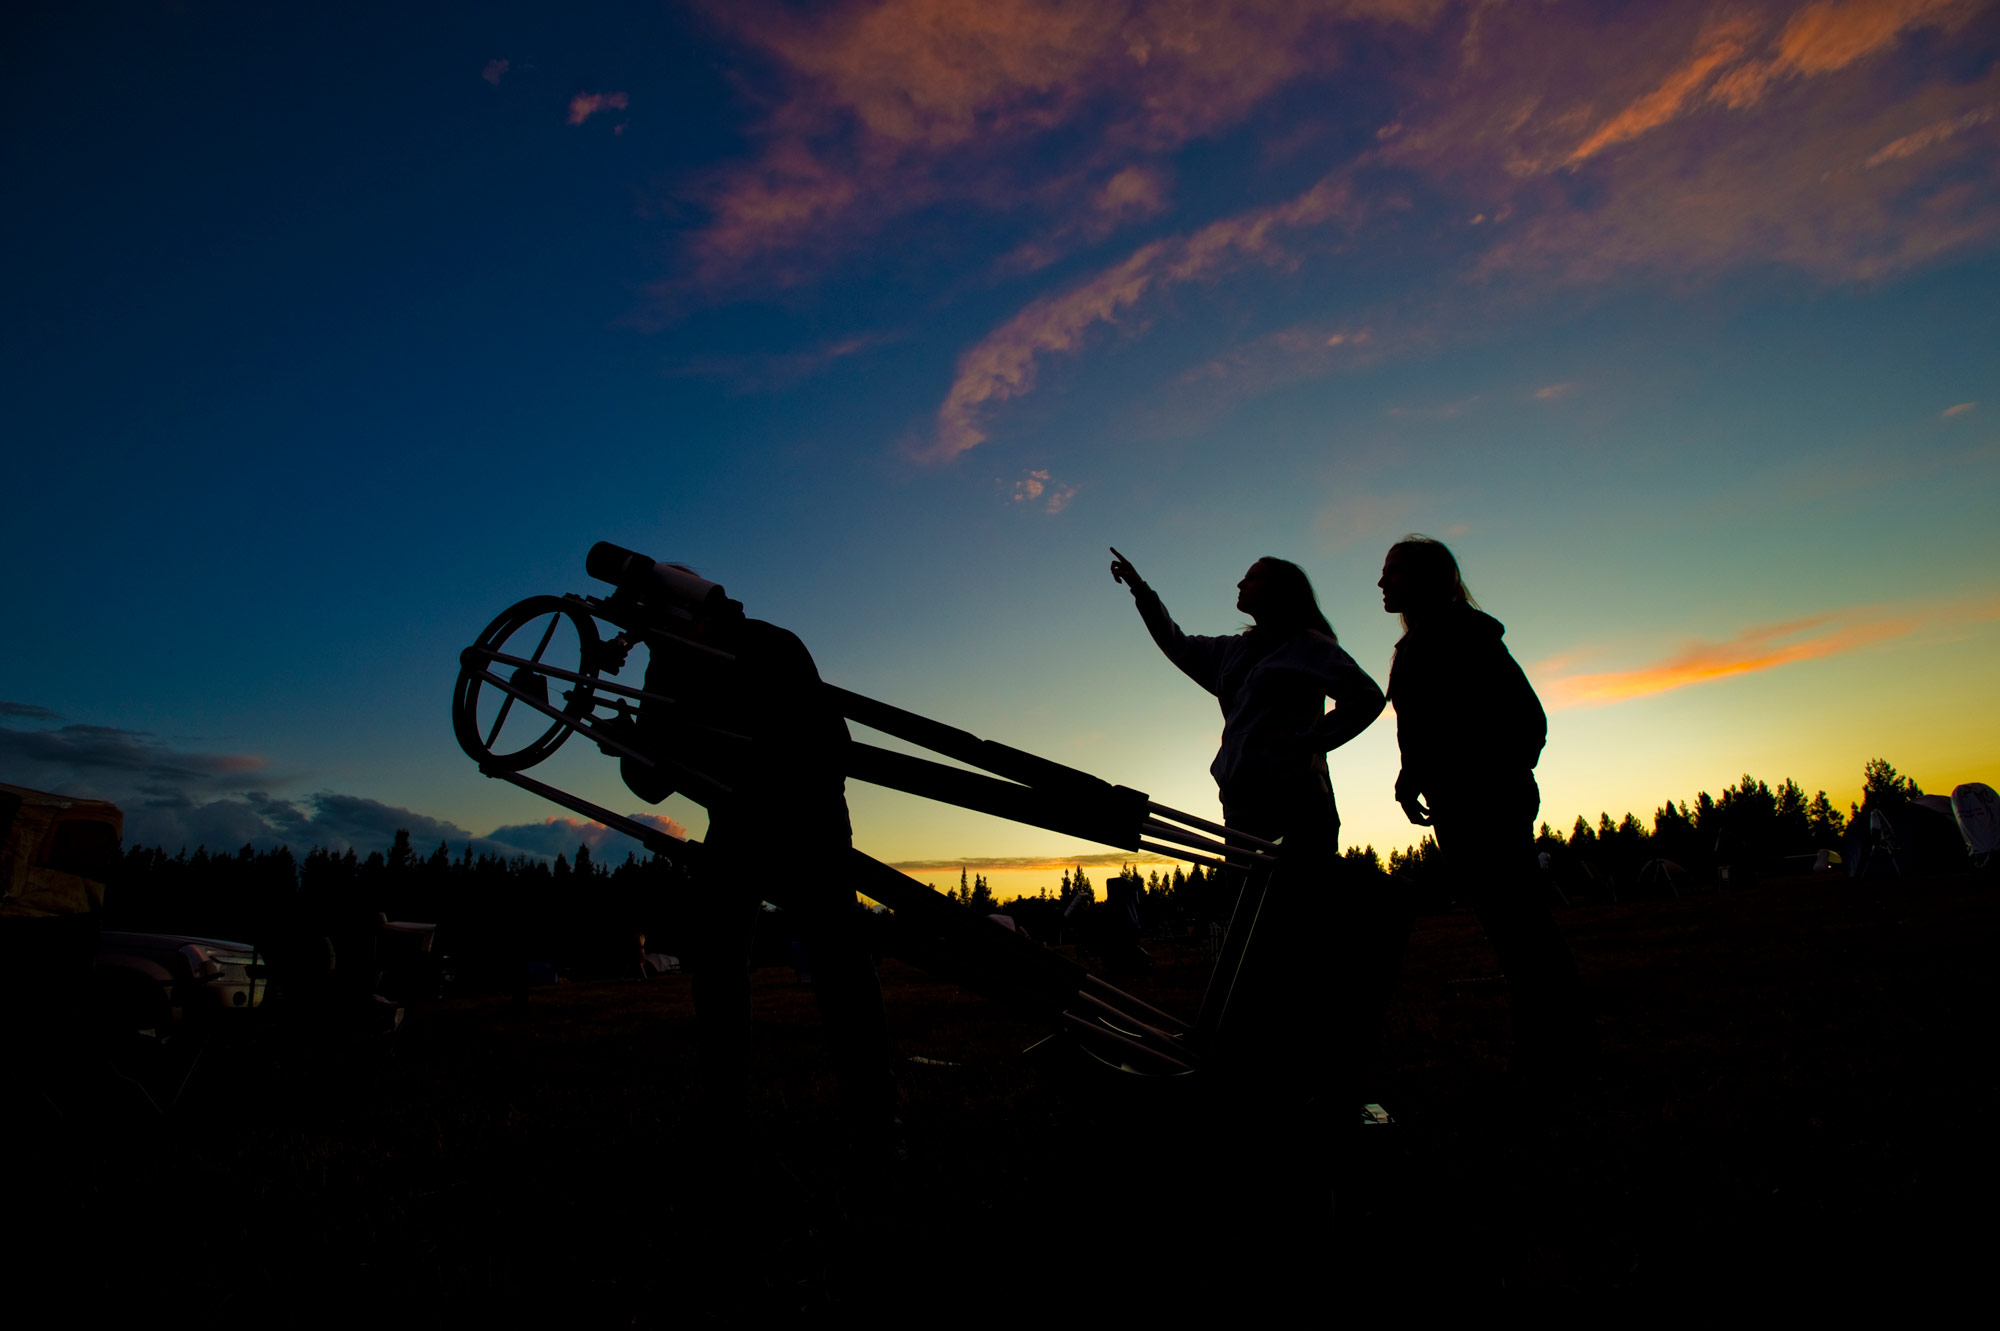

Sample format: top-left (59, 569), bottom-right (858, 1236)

top-left (451, 551), bottom-right (1296, 1078)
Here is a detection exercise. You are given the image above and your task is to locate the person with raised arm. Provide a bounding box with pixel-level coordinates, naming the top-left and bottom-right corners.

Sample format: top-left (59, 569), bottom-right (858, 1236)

top-left (1109, 547), bottom-right (1390, 1112)
top-left (1378, 535), bottom-right (1594, 1082)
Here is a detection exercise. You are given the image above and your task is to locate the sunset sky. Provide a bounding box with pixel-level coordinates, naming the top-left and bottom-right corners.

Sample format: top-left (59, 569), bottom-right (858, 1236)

top-left (5, 0), bottom-right (1997, 898)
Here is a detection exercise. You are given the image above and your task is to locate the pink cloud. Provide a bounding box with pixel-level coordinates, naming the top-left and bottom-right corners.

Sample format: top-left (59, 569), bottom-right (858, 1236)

top-left (1011, 469), bottom-right (1050, 502)
top-left (482, 58), bottom-right (510, 86)
top-left (928, 174), bottom-right (1360, 461)
top-left (568, 91), bottom-right (629, 126)
top-left (1943, 401), bottom-right (1977, 416)
top-left (681, 0), bottom-right (1438, 289)
top-left (1007, 468), bottom-right (1080, 512)
top-left (1378, 0), bottom-right (2000, 287)
top-left (1867, 105), bottom-right (1996, 167)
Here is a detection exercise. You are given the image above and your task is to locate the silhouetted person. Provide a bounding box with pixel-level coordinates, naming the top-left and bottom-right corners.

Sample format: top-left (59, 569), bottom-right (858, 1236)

top-left (613, 565), bottom-right (898, 1162)
top-left (1110, 549), bottom-right (1390, 1109)
top-left (1379, 535), bottom-right (1594, 1080)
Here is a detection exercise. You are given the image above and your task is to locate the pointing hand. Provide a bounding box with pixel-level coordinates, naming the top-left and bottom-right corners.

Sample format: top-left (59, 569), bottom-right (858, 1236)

top-left (1109, 546), bottom-right (1143, 589)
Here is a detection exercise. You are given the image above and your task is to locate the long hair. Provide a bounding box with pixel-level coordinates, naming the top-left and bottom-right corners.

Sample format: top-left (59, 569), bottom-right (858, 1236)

top-left (1388, 534), bottom-right (1477, 632)
top-left (1254, 557), bottom-right (1338, 643)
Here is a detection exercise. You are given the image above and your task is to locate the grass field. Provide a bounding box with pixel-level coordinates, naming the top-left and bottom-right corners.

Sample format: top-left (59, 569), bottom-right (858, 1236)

top-left (15, 869), bottom-right (1997, 1319)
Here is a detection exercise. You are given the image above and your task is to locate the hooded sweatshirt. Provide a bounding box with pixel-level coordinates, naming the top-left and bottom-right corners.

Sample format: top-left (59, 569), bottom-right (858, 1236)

top-left (1387, 602), bottom-right (1546, 804)
top-left (1131, 583), bottom-right (1385, 808)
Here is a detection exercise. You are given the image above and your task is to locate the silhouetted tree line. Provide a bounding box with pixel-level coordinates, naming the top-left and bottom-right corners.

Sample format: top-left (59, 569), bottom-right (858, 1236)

top-left (105, 830), bottom-right (700, 985)
top-left (101, 760), bottom-right (1932, 981)
top-left (1363, 758), bottom-right (1927, 907)
top-left (951, 860), bottom-right (1236, 946)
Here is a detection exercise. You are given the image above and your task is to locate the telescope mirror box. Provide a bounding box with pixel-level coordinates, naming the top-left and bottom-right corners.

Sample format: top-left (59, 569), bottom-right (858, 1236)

top-left (587, 542), bottom-right (728, 623)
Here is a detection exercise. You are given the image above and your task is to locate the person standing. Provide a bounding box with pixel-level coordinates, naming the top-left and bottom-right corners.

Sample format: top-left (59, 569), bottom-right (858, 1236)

top-left (610, 562), bottom-right (898, 1162)
top-left (1378, 535), bottom-right (1594, 1080)
top-left (1109, 549), bottom-right (1389, 1107)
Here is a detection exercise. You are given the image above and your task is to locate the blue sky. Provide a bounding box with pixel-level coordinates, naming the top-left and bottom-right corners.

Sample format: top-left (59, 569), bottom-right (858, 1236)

top-left (5, 0), bottom-right (1997, 891)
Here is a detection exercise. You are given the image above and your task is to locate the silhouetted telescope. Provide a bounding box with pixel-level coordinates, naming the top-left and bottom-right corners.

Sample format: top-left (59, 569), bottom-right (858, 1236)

top-left (452, 543), bottom-right (1288, 1078)
top-left (584, 542), bottom-right (730, 622)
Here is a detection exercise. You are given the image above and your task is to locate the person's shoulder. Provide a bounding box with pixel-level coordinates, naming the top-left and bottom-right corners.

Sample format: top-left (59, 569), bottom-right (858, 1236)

top-left (1435, 603), bottom-right (1508, 644)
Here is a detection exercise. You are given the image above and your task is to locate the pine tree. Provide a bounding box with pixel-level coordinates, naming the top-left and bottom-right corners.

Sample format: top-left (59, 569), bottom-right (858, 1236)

top-left (1807, 790), bottom-right (1846, 848)
top-left (1861, 758), bottom-right (1921, 806)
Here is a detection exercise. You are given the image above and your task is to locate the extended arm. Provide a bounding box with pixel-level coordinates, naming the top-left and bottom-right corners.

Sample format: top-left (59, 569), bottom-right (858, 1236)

top-left (1110, 549), bottom-right (1232, 695)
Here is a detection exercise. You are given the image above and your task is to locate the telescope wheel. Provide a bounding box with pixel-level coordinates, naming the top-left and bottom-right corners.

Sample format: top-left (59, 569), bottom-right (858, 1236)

top-left (454, 596), bottom-right (603, 772)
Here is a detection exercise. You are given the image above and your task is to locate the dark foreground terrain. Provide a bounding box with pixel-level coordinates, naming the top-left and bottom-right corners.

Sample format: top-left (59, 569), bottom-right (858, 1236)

top-left (13, 870), bottom-right (1996, 1319)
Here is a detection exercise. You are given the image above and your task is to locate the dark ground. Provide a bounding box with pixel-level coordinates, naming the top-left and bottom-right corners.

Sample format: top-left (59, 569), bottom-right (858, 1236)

top-left (14, 870), bottom-right (1997, 1320)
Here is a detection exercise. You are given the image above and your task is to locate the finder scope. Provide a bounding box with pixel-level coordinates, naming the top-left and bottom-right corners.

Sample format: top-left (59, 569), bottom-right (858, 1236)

top-left (586, 541), bottom-right (728, 618)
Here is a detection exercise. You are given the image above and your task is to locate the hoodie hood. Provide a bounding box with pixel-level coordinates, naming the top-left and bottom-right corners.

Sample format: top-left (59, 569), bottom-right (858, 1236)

top-left (1397, 601), bottom-right (1506, 652)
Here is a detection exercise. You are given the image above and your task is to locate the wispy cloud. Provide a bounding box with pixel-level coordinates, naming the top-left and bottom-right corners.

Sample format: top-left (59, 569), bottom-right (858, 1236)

top-left (482, 58), bottom-right (510, 86)
top-left (1538, 598), bottom-right (2000, 707)
top-left (1559, 1), bottom-right (1978, 167)
top-left (1534, 382), bottom-right (1579, 401)
top-left (567, 91), bottom-right (628, 126)
top-left (927, 175), bottom-right (1360, 460)
top-left (682, 0), bottom-right (1434, 290)
top-left (0, 721), bottom-right (267, 787)
top-left (1563, 14), bottom-right (1763, 166)
top-left (659, 0), bottom-right (2000, 445)
top-left (119, 791), bottom-right (685, 861)
top-left (1430, 0), bottom-right (2000, 284)
top-left (1866, 104), bottom-right (1996, 166)
top-left (0, 702), bottom-right (686, 860)
top-left (995, 165), bottom-right (1178, 276)
top-left (1008, 468), bottom-right (1080, 513)
top-left (666, 330), bottom-right (895, 391)
top-left (1943, 401), bottom-right (1977, 417)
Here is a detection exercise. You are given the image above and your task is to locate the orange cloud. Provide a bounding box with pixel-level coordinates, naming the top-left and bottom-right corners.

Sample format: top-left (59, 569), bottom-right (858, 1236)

top-left (1534, 382), bottom-right (1579, 401)
top-left (1943, 401), bottom-right (1978, 416)
top-left (1776, 0), bottom-right (1973, 74)
top-left (1399, 0), bottom-right (2000, 287)
top-left (1565, 15), bottom-right (1761, 165)
top-left (1537, 598), bottom-right (2000, 707)
top-left (929, 175), bottom-right (1360, 460)
top-left (1543, 615), bottom-right (1910, 705)
top-left (684, 0), bottom-right (1435, 288)
top-left (567, 91), bottom-right (629, 126)
top-left (1559, 0), bottom-right (1980, 154)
